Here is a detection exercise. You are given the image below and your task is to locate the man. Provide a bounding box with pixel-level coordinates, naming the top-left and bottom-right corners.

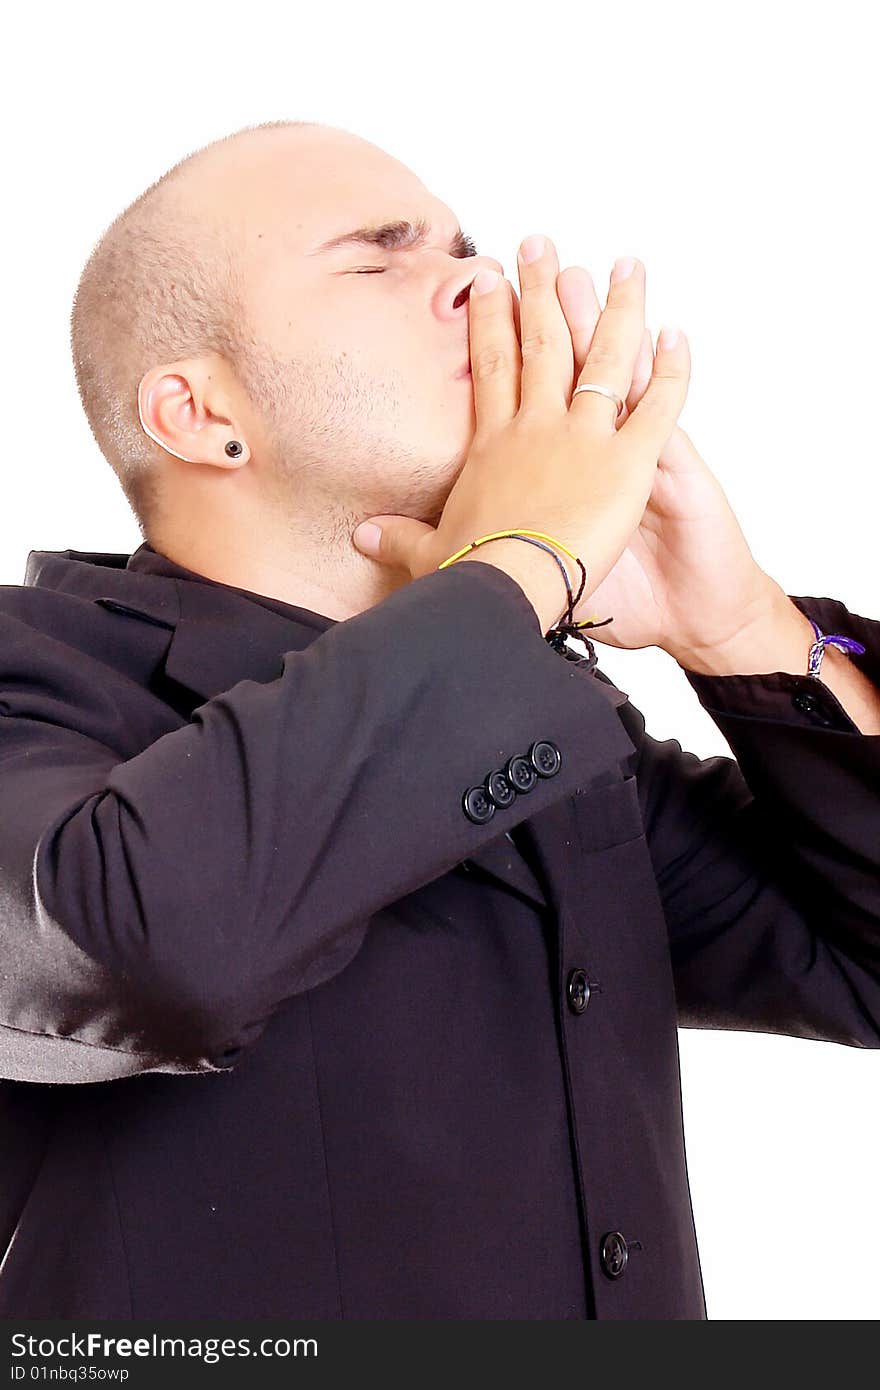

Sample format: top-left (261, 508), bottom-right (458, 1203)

top-left (0, 120), bottom-right (877, 1320)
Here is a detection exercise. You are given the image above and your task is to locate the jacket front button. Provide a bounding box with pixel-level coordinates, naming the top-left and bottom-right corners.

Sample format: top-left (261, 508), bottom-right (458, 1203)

top-left (600, 1231), bottom-right (629, 1279)
top-left (462, 785), bottom-right (496, 824)
top-left (485, 768), bottom-right (516, 809)
top-left (505, 754), bottom-right (537, 794)
top-left (566, 968), bottom-right (591, 1014)
top-left (529, 739), bottom-right (562, 777)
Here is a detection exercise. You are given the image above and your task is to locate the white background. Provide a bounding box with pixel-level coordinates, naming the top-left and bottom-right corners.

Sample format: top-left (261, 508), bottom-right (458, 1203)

top-left (2, 0), bottom-right (877, 1319)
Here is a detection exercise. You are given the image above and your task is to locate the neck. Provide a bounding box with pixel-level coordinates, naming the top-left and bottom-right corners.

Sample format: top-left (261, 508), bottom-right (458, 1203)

top-left (150, 506), bottom-right (407, 622)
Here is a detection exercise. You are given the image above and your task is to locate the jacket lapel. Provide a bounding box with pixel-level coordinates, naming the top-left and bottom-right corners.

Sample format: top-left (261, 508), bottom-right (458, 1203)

top-left (161, 578), bottom-right (310, 697)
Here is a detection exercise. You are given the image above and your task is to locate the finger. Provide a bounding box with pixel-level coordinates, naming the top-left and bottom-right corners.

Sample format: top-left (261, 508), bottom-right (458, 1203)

top-left (467, 269), bottom-right (520, 434)
top-left (617, 326), bottom-right (655, 427)
top-left (506, 279), bottom-right (522, 409)
top-left (558, 267), bottom-right (649, 427)
top-left (615, 325), bottom-right (690, 458)
top-left (569, 257), bottom-right (646, 432)
top-left (516, 234), bottom-right (576, 415)
top-left (558, 269), bottom-right (651, 426)
top-left (507, 277), bottom-right (522, 350)
top-left (352, 513), bottom-right (435, 572)
top-left (556, 265), bottom-right (601, 387)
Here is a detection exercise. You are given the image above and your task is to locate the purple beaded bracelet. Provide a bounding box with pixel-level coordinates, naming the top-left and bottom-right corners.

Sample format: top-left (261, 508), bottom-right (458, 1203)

top-left (806, 618), bottom-right (866, 679)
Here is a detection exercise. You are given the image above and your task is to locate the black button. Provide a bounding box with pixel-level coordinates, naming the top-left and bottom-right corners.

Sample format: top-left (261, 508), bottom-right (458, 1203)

top-left (462, 785), bottom-right (496, 824)
top-left (792, 690), bottom-right (834, 725)
top-left (485, 768), bottom-right (516, 808)
top-left (567, 968), bottom-right (591, 1014)
top-left (529, 740), bottom-right (562, 778)
top-left (506, 754), bottom-right (537, 794)
top-left (600, 1231), bottom-right (629, 1279)
top-left (792, 690), bottom-right (819, 713)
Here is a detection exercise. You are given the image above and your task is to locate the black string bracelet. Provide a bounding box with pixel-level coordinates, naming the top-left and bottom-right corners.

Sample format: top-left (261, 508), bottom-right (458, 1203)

top-left (436, 528), bottom-right (614, 672)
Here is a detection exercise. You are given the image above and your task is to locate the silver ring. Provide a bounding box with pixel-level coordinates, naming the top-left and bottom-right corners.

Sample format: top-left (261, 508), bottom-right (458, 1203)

top-left (571, 382), bottom-right (625, 419)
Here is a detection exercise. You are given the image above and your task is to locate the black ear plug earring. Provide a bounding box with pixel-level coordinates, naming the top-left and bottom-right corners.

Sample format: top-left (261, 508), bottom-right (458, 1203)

top-left (225, 440), bottom-right (244, 458)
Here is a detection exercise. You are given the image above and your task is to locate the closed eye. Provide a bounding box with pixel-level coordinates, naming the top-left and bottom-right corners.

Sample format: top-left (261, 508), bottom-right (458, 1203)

top-left (349, 234), bottom-right (478, 277)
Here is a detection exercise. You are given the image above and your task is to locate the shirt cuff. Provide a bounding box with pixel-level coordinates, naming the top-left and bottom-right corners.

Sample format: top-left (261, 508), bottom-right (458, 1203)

top-left (677, 594), bottom-right (880, 734)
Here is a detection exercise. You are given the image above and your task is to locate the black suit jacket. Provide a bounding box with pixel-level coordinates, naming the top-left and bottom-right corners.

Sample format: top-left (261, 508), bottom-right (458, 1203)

top-left (0, 543), bottom-right (878, 1319)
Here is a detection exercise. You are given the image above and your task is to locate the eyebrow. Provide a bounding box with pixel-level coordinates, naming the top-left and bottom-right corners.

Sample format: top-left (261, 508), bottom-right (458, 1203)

top-left (308, 216), bottom-right (477, 258)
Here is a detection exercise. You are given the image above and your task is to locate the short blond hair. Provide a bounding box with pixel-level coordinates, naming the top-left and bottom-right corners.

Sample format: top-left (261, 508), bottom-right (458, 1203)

top-left (69, 118), bottom-right (317, 541)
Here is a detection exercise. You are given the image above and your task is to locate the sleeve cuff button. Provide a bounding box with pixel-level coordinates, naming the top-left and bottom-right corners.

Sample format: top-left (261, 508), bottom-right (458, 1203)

top-left (792, 690), bottom-right (834, 725)
top-left (462, 785), bottom-right (497, 824)
top-left (486, 769), bottom-right (516, 808)
top-left (529, 740), bottom-right (562, 777)
top-left (505, 754), bottom-right (538, 794)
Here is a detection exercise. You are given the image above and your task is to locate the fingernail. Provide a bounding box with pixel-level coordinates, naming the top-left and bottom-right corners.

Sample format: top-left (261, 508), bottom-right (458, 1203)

top-left (519, 235), bottom-right (546, 264)
top-left (611, 256), bottom-right (637, 283)
top-left (471, 269), bottom-right (500, 296)
top-left (353, 521), bottom-right (382, 553)
top-left (658, 325), bottom-right (680, 349)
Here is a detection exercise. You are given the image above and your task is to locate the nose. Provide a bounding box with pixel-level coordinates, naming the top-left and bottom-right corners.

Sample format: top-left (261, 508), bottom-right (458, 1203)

top-left (449, 253), bottom-right (505, 313)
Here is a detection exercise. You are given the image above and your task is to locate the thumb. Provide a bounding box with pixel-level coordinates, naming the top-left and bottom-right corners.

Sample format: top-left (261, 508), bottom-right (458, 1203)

top-left (352, 515), bottom-right (436, 572)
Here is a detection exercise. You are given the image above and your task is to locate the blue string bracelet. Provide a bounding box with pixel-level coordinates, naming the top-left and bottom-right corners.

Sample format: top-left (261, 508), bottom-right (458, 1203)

top-left (806, 618), bottom-right (866, 678)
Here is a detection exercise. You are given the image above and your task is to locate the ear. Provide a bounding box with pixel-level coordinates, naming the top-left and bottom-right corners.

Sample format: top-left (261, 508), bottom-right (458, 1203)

top-left (137, 355), bottom-right (251, 467)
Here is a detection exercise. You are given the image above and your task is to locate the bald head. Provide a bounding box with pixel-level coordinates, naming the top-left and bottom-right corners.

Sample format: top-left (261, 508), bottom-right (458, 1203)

top-left (69, 119), bottom-right (322, 538)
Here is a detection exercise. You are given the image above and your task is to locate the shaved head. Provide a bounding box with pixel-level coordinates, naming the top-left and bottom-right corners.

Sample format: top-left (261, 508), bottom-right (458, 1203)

top-left (70, 119), bottom-right (317, 538)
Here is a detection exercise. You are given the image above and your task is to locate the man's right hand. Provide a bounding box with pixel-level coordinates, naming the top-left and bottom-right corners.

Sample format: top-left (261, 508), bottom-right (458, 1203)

top-left (353, 236), bottom-right (690, 635)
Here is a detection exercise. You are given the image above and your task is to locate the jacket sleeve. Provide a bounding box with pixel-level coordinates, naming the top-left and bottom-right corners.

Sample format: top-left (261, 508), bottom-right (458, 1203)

top-left (625, 593), bottom-right (880, 1047)
top-left (0, 560), bottom-right (635, 1085)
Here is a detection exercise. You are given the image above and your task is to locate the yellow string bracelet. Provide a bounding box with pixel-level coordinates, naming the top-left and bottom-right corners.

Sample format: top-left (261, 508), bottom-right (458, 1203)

top-left (437, 528), bottom-right (613, 665)
top-left (437, 528), bottom-right (580, 570)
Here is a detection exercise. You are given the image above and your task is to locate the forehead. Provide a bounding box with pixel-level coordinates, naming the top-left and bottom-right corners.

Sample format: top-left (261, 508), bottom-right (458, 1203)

top-left (224, 130), bottom-right (460, 264)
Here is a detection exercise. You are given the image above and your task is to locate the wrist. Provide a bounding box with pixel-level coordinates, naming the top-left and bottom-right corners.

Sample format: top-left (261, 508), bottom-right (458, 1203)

top-left (670, 588), bottom-right (815, 677)
top-left (458, 544), bottom-right (568, 633)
